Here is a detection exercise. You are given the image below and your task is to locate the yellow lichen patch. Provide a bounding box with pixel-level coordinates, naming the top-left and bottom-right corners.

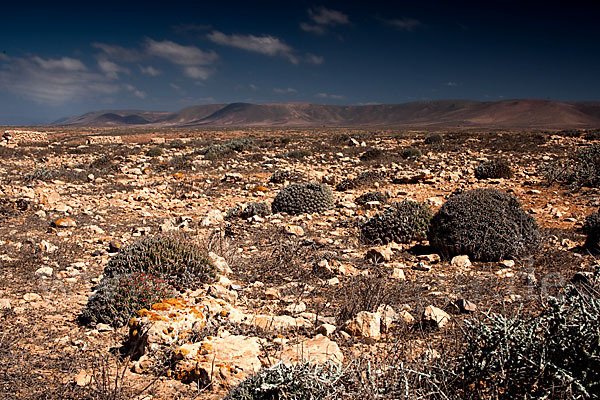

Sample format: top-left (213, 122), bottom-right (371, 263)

top-left (137, 308), bottom-right (151, 317)
top-left (176, 347), bottom-right (191, 357)
top-left (173, 172), bottom-right (184, 179)
top-left (201, 342), bottom-right (213, 352)
top-left (151, 302), bottom-right (172, 311)
top-left (149, 313), bottom-right (168, 322)
top-left (251, 186), bottom-right (269, 192)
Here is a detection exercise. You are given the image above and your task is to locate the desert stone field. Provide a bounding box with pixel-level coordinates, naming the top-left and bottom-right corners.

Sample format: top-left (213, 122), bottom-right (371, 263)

top-left (1, 127), bottom-right (599, 399)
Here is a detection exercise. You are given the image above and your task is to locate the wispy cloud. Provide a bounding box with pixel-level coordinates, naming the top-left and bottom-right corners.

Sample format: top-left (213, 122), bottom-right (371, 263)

top-left (97, 59), bottom-right (129, 79)
top-left (92, 43), bottom-right (142, 62)
top-left (446, 81), bottom-right (458, 87)
top-left (301, 7), bottom-right (349, 35)
top-left (144, 39), bottom-right (218, 79)
top-left (145, 39), bottom-right (218, 66)
top-left (124, 83), bottom-right (146, 99)
top-left (274, 87), bottom-right (297, 94)
top-left (305, 53), bottom-right (324, 65)
top-left (316, 92), bottom-right (345, 99)
top-left (208, 31), bottom-right (298, 63)
top-left (139, 65), bottom-right (161, 76)
top-left (386, 17), bottom-right (422, 31)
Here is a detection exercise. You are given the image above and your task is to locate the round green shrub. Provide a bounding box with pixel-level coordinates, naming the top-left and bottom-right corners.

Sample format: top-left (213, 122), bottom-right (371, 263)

top-left (583, 208), bottom-right (600, 253)
top-left (360, 200), bottom-right (433, 245)
top-left (424, 134), bottom-right (443, 144)
top-left (355, 191), bottom-right (388, 205)
top-left (225, 362), bottom-right (345, 400)
top-left (80, 272), bottom-right (176, 328)
top-left (103, 237), bottom-right (216, 290)
top-left (474, 159), bottom-right (514, 179)
top-left (359, 148), bottom-right (384, 162)
top-left (400, 146), bottom-right (421, 159)
top-left (146, 146), bottom-right (163, 157)
top-left (428, 189), bottom-right (540, 261)
top-left (271, 182), bottom-right (334, 215)
top-left (336, 171), bottom-right (385, 192)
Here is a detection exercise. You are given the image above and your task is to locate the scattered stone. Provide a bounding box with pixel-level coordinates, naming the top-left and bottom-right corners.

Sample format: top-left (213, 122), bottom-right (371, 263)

top-left (451, 255), bottom-right (471, 268)
top-left (265, 287), bottom-right (280, 300)
top-left (52, 217), bottom-right (76, 228)
top-left (419, 254), bottom-right (441, 264)
top-left (284, 224), bottom-right (305, 237)
top-left (40, 239), bottom-right (57, 253)
top-left (35, 266), bottom-right (53, 278)
top-left (74, 369), bottom-right (92, 386)
top-left (23, 293), bottom-right (42, 302)
top-left (95, 323), bottom-right (113, 332)
top-left (280, 334), bottom-right (343, 365)
top-left (0, 299), bottom-right (11, 310)
top-left (391, 267), bottom-right (406, 280)
top-left (345, 311), bottom-right (381, 341)
top-left (366, 246), bottom-right (393, 263)
top-left (455, 299), bottom-right (477, 313)
top-left (208, 252), bottom-right (232, 275)
top-left (285, 301), bottom-right (307, 315)
top-left (201, 209), bottom-right (224, 226)
top-left (108, 241), bottom-right (121, 253)
top-left (422, 305), bottom-right (451, 329)
top-left (413, 262), bottom-right (431, 272)
top-left (501, 259), bottom-right (515, 268)
top-left (316, 323), bottom-right (337, 336)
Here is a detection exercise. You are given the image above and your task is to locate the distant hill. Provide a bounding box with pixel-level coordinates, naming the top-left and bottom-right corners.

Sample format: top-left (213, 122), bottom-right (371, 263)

top-left (55, 99), bottom-right (600, 128)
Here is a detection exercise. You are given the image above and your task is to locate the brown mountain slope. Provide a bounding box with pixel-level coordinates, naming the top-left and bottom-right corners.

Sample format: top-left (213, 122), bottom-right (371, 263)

top-left (55, 99), bottom-right (600, 128)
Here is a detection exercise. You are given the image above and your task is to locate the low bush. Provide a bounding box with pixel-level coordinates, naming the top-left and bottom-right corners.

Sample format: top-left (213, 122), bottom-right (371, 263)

top-left (583, 208), bottom-right (600, 253)
top-left (271, 182), bottom-right (335, 215)
top-left (225, 362), bottom-right (346, 400)
top-left (400, 146), bottom-right (421, 159)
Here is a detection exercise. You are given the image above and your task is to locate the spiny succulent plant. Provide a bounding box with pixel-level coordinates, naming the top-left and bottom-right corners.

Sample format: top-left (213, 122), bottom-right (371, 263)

top-left (583, 208), bottom-right (600, 253)
top-left (424, 134), bottom-right (443, 144)
top-left (336, 171), bottom-right (385, 192)
top-left (474, 159), bottom-right (514, 179)
top-left (80, 272), bottom-right (176, 328)
top-left (428, 188), bottom-right (540, 261)
top-left (103, 237), bottom-right (216, 290)
top-left (359, 148), bottom-right (385, 162)
top-left (271, 182), bottom-right (334, 215)
top-left (360, 200), bottom-right (433, 245)
top-left (355, 191), bottom-right (389, 205)
top-left (400, 146), bottom-right (422, 159)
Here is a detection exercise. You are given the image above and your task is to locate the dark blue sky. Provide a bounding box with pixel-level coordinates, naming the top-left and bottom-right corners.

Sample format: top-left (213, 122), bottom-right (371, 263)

top-left (1, 1), bottom-right (599, 124)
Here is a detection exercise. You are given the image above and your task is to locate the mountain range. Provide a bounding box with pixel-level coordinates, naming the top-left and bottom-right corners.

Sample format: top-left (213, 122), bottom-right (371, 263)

top-left (55, 99), bottom-right (600, 128)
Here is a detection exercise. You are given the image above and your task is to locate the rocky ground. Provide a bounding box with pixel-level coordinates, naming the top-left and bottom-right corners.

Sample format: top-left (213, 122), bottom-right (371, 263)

top-left (0, 127), bottom-right (597, 399)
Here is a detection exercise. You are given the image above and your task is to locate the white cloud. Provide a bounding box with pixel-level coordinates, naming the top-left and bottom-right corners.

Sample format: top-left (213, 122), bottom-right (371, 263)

top-left (208, 31), bottom-right (298, 63)
top-left (387, 17), bottom-right (422, 31)
top-left (446, 81), bottom-right (458, 87)
top-left (139, 65), bottom-right (161, 76)
top-left (274, 87), bottom-right (297, 94)
top-left (124, 83), bottom-right (146, 99)
top-left (249, 84), bottom-right (258, 90)
top-left (305, 53), bottom-right (324, 65)
top-left (0, 55), bottom-right (120, 104)
top-left (92, 43), bottom-right (142, 62)
top-left (32, 56), bottom-right (87, 71)
top-left (300, 22), bottom-right (326, 35)
top-left (316, 92), bottom-right (345, 99)
top-left (308, 7), bottom-right (349, 25)
top-left (183, 66), bottom-right (211, 80)
top-left (97, 59), bottom-right (129, 79)
top-left (301, 7), bottom-right (349, 34)
top-left (145, 39), bottom-right (218, 65)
